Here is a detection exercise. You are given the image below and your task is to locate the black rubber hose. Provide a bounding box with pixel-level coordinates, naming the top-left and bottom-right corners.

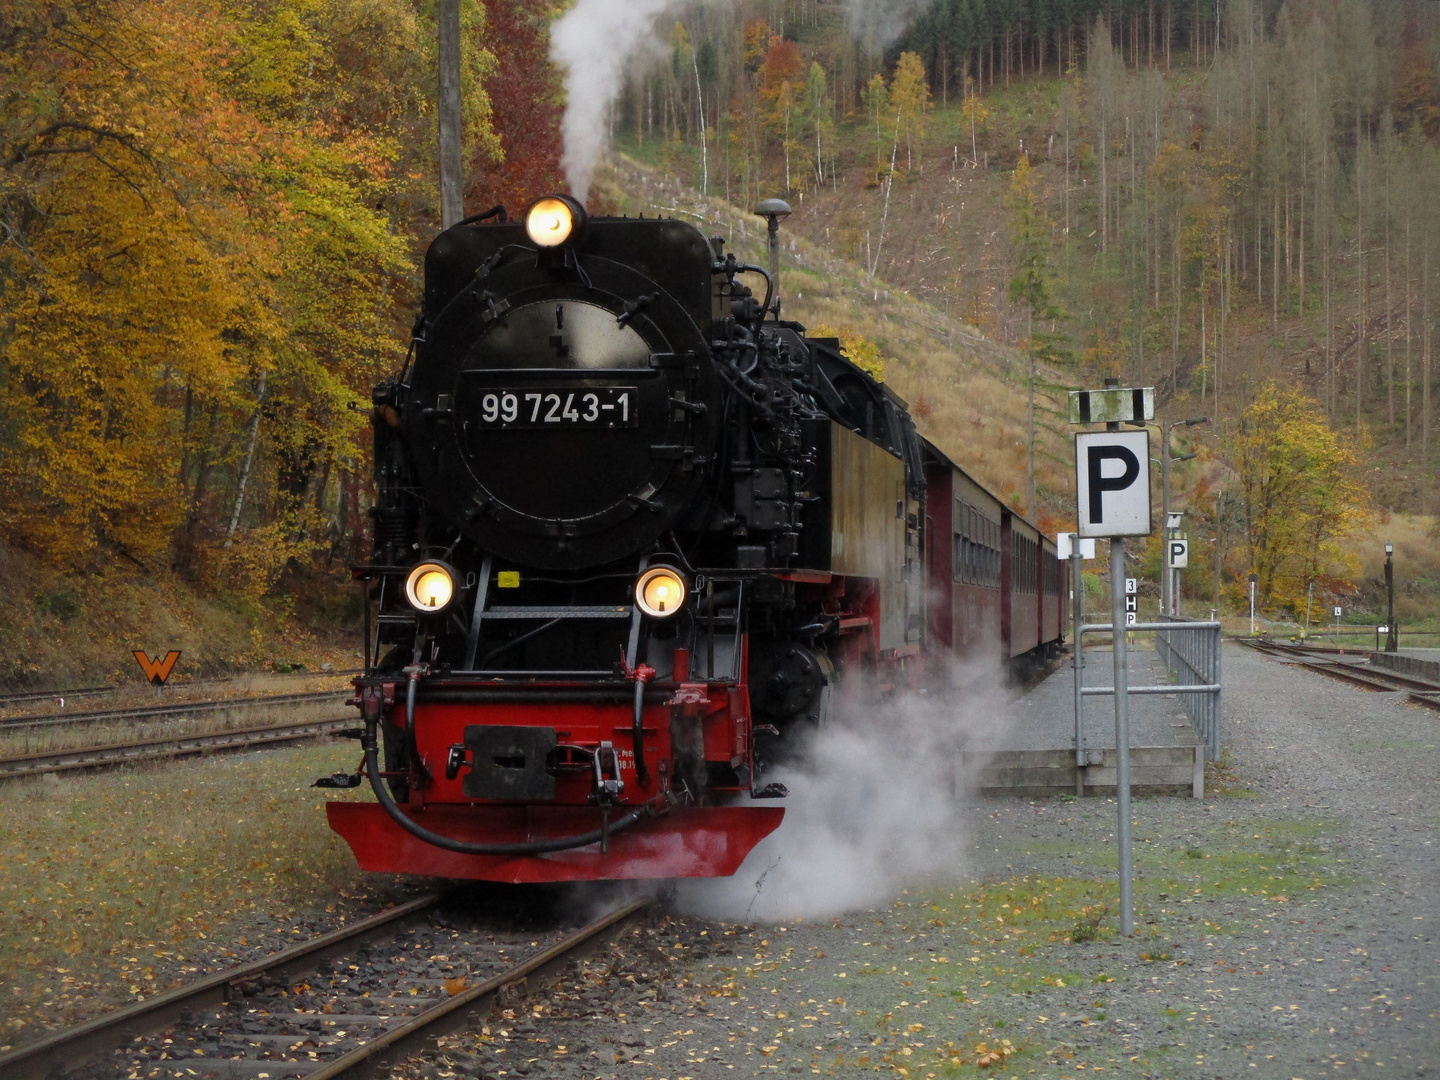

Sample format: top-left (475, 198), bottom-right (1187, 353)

top-left (362, 718), bottom-right (651, 856)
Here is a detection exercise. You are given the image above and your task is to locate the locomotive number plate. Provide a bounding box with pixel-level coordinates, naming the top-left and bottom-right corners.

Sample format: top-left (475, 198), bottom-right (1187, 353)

top-left (475, 387), bottom-right (638, 429)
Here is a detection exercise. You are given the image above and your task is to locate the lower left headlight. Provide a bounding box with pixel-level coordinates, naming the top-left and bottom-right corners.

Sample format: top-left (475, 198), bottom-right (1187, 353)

top-left (405, 561), bottom-right (457, 613)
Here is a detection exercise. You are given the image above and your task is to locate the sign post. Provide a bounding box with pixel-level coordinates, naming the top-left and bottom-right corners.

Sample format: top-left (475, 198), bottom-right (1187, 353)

top-left (1074, 386), bottom-right (1153, 938)
top-left (1248, 573), bottom-right (1259, 636)
top-left (1059, 532), bottom-right (1096, 792)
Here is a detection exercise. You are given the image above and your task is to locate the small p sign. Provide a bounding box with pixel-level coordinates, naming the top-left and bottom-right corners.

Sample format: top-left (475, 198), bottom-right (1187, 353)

top-left (1167, 539), bottom-right (1189, 568)
top-left (134, 650), bottom-right (181, 686)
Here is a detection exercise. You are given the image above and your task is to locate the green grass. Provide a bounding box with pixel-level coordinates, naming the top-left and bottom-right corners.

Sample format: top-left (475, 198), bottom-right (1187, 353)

top-left (0, 741), bottom-right (402, 1044)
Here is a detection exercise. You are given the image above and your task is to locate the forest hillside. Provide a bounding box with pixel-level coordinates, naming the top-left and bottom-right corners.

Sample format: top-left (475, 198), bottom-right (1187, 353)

top-left (606, 0), bottom-right (1440, 620)
top-left (2, 0), bottom-right (1438, 686)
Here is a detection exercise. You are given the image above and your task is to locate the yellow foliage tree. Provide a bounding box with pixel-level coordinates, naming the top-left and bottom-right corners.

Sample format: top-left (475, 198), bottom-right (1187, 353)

top-left (889, 52), bottom-right (930, 175)
top-left (808, 324), bottom-right (887, 382)
top-left (1230, 383), bottom-right (1371, 611)
top-left (0, 0), bottom-right (497, 597)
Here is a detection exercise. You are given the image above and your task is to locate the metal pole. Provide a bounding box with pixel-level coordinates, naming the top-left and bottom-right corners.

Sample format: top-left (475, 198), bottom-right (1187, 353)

top-left (1111, 536), bottom-right (1133, 936)
top-left (1248, 575), bottom-right (1256, 636)
top-left (767, 216), bottom-right (781, 302)
top-left (1304, 580), bottom-right (1313, 640)
top-left (1385, 547), bottom-right (1397, 653)
top-left (437, 0), bottom-right (464, 229)
top-left (1161, 421), bottom-right (1171, 618)
top-left (1072, 549), bottom-right (1085, 790)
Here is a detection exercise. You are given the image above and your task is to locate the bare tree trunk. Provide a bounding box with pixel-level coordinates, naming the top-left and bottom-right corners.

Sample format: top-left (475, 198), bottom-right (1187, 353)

top-left (1272, 189), bottom-right (1280, 329)
top-left (1425, 236), bottom-right (1432, 467)
top-left (1100, 109), bottom-right (1108, 253)
top-left (1357, 116), bottom-right (1367, 429)
top-left (692, 51), bottom-right (708, 196)
top-left (225, 370), bottom-right (268, 548)
top-left (1027, 306), bottom-right (1036, 519)
top-left (1298, 151), bottom-right (1306, 313)
top-left (1406, 216), bottom-right (1413, 452)
top-left (1386, 224), bottom-right (1394, 427)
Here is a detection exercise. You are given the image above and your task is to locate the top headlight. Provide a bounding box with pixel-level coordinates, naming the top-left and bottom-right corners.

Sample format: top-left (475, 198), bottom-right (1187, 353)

top-left (636, 566), bottom-right (687, 618)
top-left (405, 561), bottom-right (456, 613)
top-left (525, 194), bottom-right (585, 248)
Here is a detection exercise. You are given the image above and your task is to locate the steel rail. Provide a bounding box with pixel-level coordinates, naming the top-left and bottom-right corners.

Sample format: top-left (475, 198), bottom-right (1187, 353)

top-left (0, 689), bottom-right (349, 732)
top-left (0, 895), bottom-right (650, 1080)
top-left (304, 897), bottom-right (651, 1080)
top-left (0, 670), bottom-right (363, 711)
top-left (0, 716), bottom-right (358, 779)
top-left (0, 684), bottom-right (116, 707)
top-left (1242, 639), bottom-right (1440, 713)
top-left (0, 894), bottom-right (443, 1080)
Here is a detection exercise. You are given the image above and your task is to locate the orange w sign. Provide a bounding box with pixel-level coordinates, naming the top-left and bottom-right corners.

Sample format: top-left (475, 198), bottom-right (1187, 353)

top-left (133, 650), bottom-right (182, 686)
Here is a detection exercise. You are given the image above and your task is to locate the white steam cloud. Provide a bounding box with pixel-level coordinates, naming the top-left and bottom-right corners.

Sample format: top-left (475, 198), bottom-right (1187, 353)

top-left (549, 0), bottom-right (680, 203)
top-left (549, 0), bottom-right (936, 202)
top-left (844, 0), bottom-right (935, 50)
top-left (675, 662), bottom-right (1010, 922)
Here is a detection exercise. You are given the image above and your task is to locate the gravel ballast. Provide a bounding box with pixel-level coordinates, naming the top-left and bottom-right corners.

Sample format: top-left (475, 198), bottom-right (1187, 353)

top-left (408, 642), bottom-right (1436, 1080)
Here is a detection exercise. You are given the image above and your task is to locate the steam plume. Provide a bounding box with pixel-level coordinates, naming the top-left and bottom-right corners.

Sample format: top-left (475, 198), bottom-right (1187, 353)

top-left (676, 662), bottom-right (1009, 922)
top-left (844, 0), bottom-right (934, 50)
top-left (549, 0), bottom-right (678, 203)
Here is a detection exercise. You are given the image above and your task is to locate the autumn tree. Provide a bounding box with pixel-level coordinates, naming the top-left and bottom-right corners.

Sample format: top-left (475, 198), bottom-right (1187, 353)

top-left (1230, 384), bottom-right (1370, 610)
top-left (889, 52), bottom-right (931, 175)
top-left (758, 35), bottom-right (803, 192)
top-left (860, 73), bottom-right (890, 183)
top-left (0, 0), bottom-right (503, 599)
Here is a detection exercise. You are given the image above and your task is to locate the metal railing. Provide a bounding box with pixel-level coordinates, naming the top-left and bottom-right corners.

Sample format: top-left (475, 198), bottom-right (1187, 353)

top-left (1074, 619), bottom-right (1222, 762)
top-left (1154, 615), bottom-right (1223, 759)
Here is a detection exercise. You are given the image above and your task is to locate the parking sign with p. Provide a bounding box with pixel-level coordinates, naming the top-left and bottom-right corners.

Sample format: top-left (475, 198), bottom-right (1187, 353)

top-left (1075, 430), bottom-right (1151, 538)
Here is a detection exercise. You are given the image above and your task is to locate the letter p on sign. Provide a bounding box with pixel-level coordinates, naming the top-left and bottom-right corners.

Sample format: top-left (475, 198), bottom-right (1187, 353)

top-left (1075, 430), bottom-right (1152, 538)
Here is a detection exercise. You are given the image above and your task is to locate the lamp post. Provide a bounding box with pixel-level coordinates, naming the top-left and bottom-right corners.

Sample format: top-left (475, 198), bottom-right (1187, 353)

top-left (1159, 416), bottom-right (1206, 618)
top-left (754, 198), bottom-right (791, 316)
top-left (1385, 542), bottom-right (1396, 653)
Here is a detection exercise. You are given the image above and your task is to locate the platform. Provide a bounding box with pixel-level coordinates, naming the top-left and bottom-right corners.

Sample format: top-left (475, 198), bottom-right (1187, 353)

top-left (959, 645), bottom-right (1207, 799)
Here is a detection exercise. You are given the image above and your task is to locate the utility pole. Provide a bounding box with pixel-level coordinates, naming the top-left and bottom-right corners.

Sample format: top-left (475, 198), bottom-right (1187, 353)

top-left (438, 0), bottom-right (464, 229)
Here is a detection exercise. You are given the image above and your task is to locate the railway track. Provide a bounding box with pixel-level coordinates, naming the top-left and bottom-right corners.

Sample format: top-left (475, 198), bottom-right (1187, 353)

top-left (0, 670), bottom-right (362, 713)
top-left (0, 688), bottom-right (350, 732)
top-left (0, 684), bottom-right (117, 707)
top-left (0, 894), bottom-right (651, 1080)
top-left (0, 715), bottom-right (359, 779)
top-left (1242, 638), bottom-right (1440, 710)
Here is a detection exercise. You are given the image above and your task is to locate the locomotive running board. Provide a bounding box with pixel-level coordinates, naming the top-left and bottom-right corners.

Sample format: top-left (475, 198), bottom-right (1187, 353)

top-left (325, 802), bottom-right (785, 883)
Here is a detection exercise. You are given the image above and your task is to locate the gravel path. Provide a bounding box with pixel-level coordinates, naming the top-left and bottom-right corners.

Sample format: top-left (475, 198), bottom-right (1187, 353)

top-left (406, 641), bottom-right (1437, 1080)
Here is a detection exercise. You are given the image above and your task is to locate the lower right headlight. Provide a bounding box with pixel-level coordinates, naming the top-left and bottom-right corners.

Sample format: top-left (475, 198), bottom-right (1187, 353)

top-left (635, 566), bottom-right (687, 618)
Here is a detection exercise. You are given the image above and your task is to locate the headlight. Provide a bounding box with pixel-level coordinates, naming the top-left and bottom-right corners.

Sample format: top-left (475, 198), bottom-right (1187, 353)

top-left (636, 566), bottom-right (687, 618)
top-left (405, 561), bottom-right (456, 613)
top-left (525, 194), bottom-right (585, 248)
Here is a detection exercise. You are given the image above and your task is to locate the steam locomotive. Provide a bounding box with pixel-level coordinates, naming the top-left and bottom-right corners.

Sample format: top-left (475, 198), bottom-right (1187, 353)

top-left (324, 195), bottom-right (1066, 883)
